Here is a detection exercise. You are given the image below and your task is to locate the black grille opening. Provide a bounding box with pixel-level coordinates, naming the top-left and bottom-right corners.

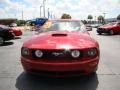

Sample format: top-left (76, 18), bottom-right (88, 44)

top-left (32, 49), bottom-right (83, 60)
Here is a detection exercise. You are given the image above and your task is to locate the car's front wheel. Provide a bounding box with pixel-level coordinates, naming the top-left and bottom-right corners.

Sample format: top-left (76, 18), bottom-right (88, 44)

top-left (0, 37), bottom-right (4, 45)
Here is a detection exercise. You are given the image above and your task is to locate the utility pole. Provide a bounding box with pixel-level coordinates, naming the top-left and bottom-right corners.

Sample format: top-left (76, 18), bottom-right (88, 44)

top-left (50, 11), bottom-right (52, 19)
top-left (48, 8), bottom-right (49, 19)
top-left (40, 5), bottom-right (42, 18)
top-left (22, 10), bottom-right (23, 20)
top-left (103, 13), bottom-right (107, 24)
top-left (14, 13), bottom-right (16, 18)
top-left (43, 0), bottom-right (46, 17)
top-left (94, 16), bottom-right (96, 23)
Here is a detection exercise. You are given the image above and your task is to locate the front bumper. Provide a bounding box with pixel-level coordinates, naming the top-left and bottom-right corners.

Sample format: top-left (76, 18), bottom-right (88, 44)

top-left (21, 56), bottom-right (99, 76)
top-left (97, 28), bottom-right (110, 33)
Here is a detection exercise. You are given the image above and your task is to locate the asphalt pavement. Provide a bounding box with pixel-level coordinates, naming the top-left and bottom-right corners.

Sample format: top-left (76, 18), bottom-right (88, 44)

top-left (0, 29), bottom-right (120, 90)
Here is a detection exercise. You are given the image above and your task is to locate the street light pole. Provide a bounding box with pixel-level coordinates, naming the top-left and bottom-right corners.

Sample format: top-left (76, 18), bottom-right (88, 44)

top-left (40, 5), bottom-right (42, 18)
top-left (95, 16), bottom-right (96, 23)
top-left (48, 8), bottom-right (49, 19)
top-left (43, 0), bottom-right (46, 17)
top-left (103, 13), bottom-right (107, 24)
top-left (22, 10), bottom-right (23, 20)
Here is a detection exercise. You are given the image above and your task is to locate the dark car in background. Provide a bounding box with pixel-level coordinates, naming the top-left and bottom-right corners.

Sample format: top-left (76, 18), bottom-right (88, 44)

top-left (0, 25), bottom-right (15, 45)
top-left (0, 24), bottom-right (23, 37)
top-left (30, 18), bottom-right (48, 26)
top-left (97, 22), bottom-right (120, 35)
top-left (29, 18), bottom-right (48, 31)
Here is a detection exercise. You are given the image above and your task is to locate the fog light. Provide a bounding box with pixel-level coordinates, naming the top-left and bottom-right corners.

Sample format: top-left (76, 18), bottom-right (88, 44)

top-left (35, 50), bottom-right (43, 58)
top-left (87, 48), bottom-right (97, 56)
top-left (71, 50), bottom-right (80, 58)
top-left (21, 48), bottom-right (29, 56)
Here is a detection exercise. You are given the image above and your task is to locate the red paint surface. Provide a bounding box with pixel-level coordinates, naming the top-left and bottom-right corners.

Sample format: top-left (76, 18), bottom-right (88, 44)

top-left (21, 20), bottom-right (100, 76)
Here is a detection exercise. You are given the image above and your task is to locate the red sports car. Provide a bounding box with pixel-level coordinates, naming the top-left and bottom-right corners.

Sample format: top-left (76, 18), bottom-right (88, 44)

top-left (21, 20), bottom-right (100, 77)
top-left (10, 27), bottom-right (23, 36)
top-left (0, 24), bottom-right (23, 36)
top-left (97, 22), bottom-right (120, 35)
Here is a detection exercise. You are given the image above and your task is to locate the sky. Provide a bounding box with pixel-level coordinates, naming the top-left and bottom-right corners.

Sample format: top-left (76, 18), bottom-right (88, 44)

top-left (0, 0), bottom-right (120, 20)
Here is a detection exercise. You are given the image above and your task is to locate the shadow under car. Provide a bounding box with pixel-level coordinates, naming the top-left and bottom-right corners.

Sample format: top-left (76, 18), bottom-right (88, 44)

top-left (15, 72), bottom-right (99, 90)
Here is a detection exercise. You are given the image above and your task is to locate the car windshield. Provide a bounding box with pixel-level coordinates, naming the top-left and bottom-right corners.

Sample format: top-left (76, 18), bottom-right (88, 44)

top-left (40, 21), bottom-right (86, 33)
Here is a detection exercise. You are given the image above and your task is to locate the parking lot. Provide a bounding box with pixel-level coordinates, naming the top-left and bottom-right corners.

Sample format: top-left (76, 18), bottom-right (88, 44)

top-left (0, 28), bottom-right (120, 90)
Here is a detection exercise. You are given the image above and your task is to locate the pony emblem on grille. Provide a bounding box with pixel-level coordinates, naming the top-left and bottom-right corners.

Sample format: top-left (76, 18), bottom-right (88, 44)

top-left (52, 52), bottom-right (63, 56)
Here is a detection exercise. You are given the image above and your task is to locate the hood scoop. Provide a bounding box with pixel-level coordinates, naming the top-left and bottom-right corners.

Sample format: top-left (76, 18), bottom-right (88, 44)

top-left (52, 33), bottom-right (67, 37)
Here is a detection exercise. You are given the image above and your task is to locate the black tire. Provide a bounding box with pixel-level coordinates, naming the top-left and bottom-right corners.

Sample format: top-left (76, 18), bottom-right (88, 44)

top-left (109, 30), bottom-right (114, 35)
top-left (0, 37), bottom-right (4, 45)
top-left (98, 33), bottom-right (102, 35)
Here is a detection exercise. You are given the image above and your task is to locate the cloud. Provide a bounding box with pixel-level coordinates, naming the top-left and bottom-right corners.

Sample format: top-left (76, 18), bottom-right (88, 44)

top-left (0, 0), bottom-right (120, 20)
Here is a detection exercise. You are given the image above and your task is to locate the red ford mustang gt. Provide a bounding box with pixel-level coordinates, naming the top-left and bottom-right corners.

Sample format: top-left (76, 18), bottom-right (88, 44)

top-left (21, 20), bottom-right (100, 77)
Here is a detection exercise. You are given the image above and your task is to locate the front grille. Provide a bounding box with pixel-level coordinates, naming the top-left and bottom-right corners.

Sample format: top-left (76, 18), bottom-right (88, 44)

top-left (32, 49), bottom-right (83, 60)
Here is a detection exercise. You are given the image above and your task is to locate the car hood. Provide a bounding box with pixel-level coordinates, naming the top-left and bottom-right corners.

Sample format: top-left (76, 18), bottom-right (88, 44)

top-left (23, 31), bottom-right (98, 49)
top-left (99, 25), bottom-right (115, 29)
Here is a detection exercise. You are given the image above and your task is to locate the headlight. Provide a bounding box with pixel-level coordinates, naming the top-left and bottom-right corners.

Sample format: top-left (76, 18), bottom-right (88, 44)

top-left (35, 50), bottom-right (43, 58)
top-left (87, 48), bottom-right (97, 56)
top-left (21, 48), bottom-right (29, 56)
top-left (71, 50), bottom-right (80, 58)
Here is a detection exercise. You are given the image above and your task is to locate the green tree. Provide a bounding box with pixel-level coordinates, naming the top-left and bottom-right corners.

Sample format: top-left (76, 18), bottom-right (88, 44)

top-left (117, 14), bottom-right (120, 20)
top-left (81, 20), bottom-right (87, 24)
top-left (61, 13), bottom-right (71, 19)
top-left (97, 15), bottom-right (105, 24)
top-left (16, 20), bottom-right (26, 26)
top-left (87, 15), bottom-right (93, 24)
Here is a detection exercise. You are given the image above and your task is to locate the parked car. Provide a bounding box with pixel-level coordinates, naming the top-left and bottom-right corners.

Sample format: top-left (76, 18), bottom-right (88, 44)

top-left (30, 18), bottom-right (48, 31)
top-left (0, 24), bottom-right (23, 36)
top-left (30, 18), bottom-right (48, 26)
top-left (0, 25), bottom-right (15, 45)
top-left (21, 19), bottom-right (100, 77)
top-left (9, 24), bottom-right (23, 36)
top-left (10, 26), bottom-right (23, 36)
top-left (97, 22), bottom-right (120, 35)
